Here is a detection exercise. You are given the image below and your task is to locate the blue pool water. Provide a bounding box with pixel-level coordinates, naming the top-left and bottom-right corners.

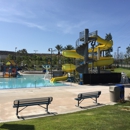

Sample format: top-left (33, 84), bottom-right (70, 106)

top-left (0, 74), bottom-right (67, 89)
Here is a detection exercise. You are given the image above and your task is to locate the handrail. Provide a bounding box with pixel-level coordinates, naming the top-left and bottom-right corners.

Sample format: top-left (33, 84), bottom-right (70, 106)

top-left (76, 30), bottom-right (98, 48)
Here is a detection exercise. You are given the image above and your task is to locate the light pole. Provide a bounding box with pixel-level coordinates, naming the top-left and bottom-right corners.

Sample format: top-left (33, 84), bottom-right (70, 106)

top-left (117, 46), bottom-right (121, 67)
top-left (48, 48), bottom-right (53, 78)
top-left (34, 50), bottom-right (38, 70)
top-left (15, 47), bottom-right (17, 64)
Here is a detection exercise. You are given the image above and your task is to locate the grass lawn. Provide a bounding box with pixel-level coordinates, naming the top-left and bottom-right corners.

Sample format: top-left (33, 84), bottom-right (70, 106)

top-left (0, 101), bottom-right (130, 130)
top-left (113, 67), bottom-right (130, 77)
top-left (0, 67), bottom-right (130, 130)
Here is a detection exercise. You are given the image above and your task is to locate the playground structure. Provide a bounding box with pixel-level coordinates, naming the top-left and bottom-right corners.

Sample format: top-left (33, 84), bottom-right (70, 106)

top-left (51, 29), bottom-right (121, 84)
top-left (3, 61), bottom-right (18, 78)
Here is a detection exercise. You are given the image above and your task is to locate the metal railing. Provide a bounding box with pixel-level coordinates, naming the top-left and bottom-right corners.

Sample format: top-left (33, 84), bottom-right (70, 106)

top-left (89, 30), bottom-right (98, 37)
top-left (79, 31), bottom-right (84, 40)
top-left (76, 30), bottom-right (98, 48)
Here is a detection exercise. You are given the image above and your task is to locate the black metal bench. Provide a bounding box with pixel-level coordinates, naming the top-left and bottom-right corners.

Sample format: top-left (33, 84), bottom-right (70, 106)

top-left (13, 97), bottom-right (53, 118)
top-left (75, 91), bottom-right (101, 107)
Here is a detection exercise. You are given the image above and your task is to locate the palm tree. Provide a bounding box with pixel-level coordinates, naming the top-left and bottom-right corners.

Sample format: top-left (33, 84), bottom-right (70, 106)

top-left (55, 44), bottom-right (63, 70)
top-left (105, 33), bottom-right (112, 41)
top-left (105, 33), bottom-right (113, 57)
top-left (55, 44), bottom-right (63, 55)
top-left (63, 45), bottom-right (75, 50)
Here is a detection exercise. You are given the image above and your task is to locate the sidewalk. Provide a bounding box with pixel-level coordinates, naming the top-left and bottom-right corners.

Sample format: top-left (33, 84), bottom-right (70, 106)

top-left (0, 83), bottom-right (130, 122)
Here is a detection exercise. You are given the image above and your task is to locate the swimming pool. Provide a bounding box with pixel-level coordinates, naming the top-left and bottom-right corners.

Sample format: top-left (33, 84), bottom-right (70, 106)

top-left (0, 74), bottom-right (68, 89)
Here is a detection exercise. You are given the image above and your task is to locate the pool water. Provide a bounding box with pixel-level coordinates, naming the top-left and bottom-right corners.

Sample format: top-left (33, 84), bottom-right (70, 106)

top-left (0, 74), bottom-right (67, 89)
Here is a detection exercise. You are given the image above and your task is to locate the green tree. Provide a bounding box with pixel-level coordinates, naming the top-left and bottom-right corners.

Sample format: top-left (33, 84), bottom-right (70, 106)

top-left (105, 33), bottom-right (113, 57)
top-left (55, 44), bottom-right (63, 70)
top-left (55, 45), bottom-right (63, 55)
top-left (41, 56), bottom-right (46, 65)
top-left (126, 45), bottom-right (130, 58)
top-left (17, 49), bottom-right (28, 55)
top-left (105, 33), bottom-right (112, 41)
top-left (6, 54), bottom-right (13, 60)
top-left (125, 45), bottom-right (130, 65)
top-left (64, 45), bottom-right (75, 50)
top-left (16, 49), bottom-right (28, 66)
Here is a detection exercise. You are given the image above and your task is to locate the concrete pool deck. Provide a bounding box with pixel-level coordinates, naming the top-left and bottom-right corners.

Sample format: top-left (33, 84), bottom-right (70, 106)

top-left (0, 83), bottom-right (130, 123)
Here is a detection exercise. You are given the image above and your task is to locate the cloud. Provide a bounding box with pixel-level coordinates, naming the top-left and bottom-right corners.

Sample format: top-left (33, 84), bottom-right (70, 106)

top-left (0, 0), bottom-right (129, 35)
top-left (56, 20), bottom-right (89, 34)
top-left (22, 21), bottom-right (46, 30)
top-left (0, 16), bottom-right (46, 30)
top-left (0, 1), bottom-right (47, 30)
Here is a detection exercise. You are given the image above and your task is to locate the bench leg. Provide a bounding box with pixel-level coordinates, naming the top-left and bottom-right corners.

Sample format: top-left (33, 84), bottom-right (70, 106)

top-left (77, 100), bottom-right (79, 107)
top-left (46, 104), bottom-right (49, 114)
top-left (16, 107), bottom-right (19, 118)
top-left (75, 100), bottom-right (83, 108)
top-left (93, 98), bottom-right (98, 104)
top-left (95, 98), bottom-right (97, 103)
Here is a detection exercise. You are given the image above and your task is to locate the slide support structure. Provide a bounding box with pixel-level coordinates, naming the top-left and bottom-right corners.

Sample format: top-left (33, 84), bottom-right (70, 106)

top-left (97, 47), bottom-right (100, 73)
top-left (84, 29), bottom-right (89, 74)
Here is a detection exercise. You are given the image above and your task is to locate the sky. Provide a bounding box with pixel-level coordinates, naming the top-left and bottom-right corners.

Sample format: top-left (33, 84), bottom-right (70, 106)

top-left (0, 0), bottom-right (130, 55)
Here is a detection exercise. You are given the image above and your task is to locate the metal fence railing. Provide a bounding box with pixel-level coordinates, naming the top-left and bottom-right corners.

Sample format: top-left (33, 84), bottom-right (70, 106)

top-left (76, 30), bottom-right (98, 49)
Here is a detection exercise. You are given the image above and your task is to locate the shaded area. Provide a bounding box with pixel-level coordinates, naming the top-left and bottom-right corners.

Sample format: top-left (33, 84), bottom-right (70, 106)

top-left (0, 124), bottom-right (35, 130)
top-left (18, 112), bottom-right (58, 120)
top-left (79, 103), bottom-right (105, 109)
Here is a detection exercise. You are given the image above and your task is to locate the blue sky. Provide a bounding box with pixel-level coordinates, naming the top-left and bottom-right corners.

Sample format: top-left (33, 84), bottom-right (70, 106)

top-left (0, 0), bottom-right (130, 55)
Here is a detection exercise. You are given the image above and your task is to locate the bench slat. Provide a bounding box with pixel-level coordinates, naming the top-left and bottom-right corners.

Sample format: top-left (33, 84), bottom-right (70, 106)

top-left (13, 97), bottom-right (53, 108)
top-left (78, 91), bottom-right (101, 99)
top-left (75, 91), bottom-right (101, 107)
top-left (13, 96), bottom-right (53, 118)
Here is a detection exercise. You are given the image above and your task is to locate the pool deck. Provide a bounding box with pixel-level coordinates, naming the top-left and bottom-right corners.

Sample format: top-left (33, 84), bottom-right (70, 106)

top-left (0, 82), bottom-right (130, 123)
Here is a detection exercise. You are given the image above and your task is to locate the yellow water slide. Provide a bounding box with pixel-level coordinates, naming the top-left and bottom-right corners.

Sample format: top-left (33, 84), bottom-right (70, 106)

top-left (50, 64), bottom-right (75, 83)
top-left (50, 74), bottom-right (68, 83)
top-left (62, 35), bottom-right (114, 70)
top-left (50, 35), bottom-right (113, 83)
top-left (89, 35), bottom-right (113, 52)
